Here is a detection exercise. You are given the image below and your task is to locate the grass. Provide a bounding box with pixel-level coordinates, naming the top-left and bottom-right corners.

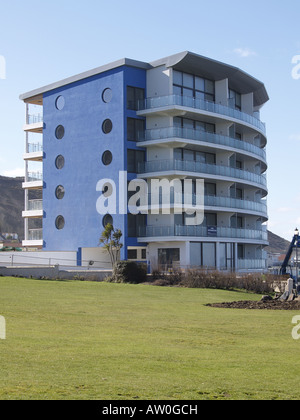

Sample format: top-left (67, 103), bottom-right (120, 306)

top-left (0, 276), bottom-right (300, 400)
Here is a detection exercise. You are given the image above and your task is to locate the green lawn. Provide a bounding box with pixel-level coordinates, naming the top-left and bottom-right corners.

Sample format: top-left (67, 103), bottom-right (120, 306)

top-left (0, 276), bottom-right (299, 400)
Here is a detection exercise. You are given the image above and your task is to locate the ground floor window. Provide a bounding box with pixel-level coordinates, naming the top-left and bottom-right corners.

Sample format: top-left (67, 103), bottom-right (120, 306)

top-left (190, 242), bottom-right (216, 268)
top-left (220, 243), bottom-right (235, 270)
top-left (158, 248), bottom-right (180, 266)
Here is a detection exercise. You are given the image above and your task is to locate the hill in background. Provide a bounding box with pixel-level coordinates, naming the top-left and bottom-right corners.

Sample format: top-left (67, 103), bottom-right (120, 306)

top-left (0, 175), bottom-right (292, 253)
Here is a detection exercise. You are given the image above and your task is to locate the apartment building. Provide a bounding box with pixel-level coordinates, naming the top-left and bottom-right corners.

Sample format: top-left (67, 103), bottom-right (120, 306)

top-left (20, 51), bottom-right (269, 271)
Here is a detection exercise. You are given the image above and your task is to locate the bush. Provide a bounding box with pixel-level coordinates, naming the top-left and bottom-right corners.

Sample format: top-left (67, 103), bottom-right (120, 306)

top-left (112, 261), bottom-right (147, 284)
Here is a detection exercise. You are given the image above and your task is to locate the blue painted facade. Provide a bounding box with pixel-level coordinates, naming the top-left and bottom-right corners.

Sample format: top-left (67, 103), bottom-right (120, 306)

top-left (42, 65), bottom-right (147, 260)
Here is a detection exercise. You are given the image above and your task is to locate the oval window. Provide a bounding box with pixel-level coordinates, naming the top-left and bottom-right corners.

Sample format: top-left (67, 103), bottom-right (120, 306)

top-left (55, 185), bottom-right (65, 200)
top-left (102, 88), bottom-right (112, 103)
top-left (55, 96), bottom-right (65, 110)
top-left (55, 215), bottom-right (65, 230)
top-left (55, 125), bottom-right (65, 140)
top-left (102, 214), bottom-right (113, 228)
top-left (102, 119), bottom-right (113, 134)
top-left (102, 150), bottom-right (113, 166)
top-left (55, 155), bottom-right (65, 169)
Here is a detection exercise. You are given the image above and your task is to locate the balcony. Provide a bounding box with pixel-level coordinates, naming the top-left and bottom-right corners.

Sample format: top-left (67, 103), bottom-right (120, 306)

top-left (237, 259), bottom-right (267, 270)
top-left (138, 127), bottom-right (266, 163)
top-left (138, 225), bottom-right (268, 242)
top-left (22, 172), bottom-right (43, 190)
top-left (23, 143), bottom-right (44, 162)
top-left (137, 95), bottom-right (266, 135)
top-left (22, 228), bottom-right (43, 248)
top-left (142, 192), bottom-right (267, 217)
top-left (22, 200), bottom-right (43, 218)
top-left (138, 159), bottom-right (267, 189)
top-left (23, 114), bottom-right (43, 133)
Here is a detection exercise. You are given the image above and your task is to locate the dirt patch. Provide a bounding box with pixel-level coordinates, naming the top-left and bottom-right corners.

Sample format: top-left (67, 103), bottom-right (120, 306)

top-left (207, 299), bottom-right (300, 310)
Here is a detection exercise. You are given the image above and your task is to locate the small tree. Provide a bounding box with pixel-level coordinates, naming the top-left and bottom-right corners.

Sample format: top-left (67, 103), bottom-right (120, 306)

top-left (99, 223), bottom-right (123, 267)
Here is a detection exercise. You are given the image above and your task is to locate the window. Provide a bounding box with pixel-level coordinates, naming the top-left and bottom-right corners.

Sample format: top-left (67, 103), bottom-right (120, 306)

top-left (190, 242), bottom-right (216, 268)
top-left (55, 155), bottom-right (65, 169)
top-left (127, 149), bottom-right (145, 173)
top-left (127, 86), bottom-right (145, 110)
top-left (204, 212), bottom-right (217, 227)
top-left (128, 249), bottom-right (138, 260)
top-left (102, 214), bottom-right (113, 228)
top-left (102, 119), bottom-right (113, 134)
top-left (55, 96), bottom-right (65, 110)
top-left (55, 215), bottom-right (65, 230)
top-left (229, 89), bottom-right (241, 110)
top-left (174, 148), bottom-right (216, 165)
top-left (127, 214), bottom-right (146, 237)
top-left (55, 125), bottom-right (65, 140)
top-left (173, 70), bottom-right (215, 102)
top-left (55, 185), bottom-right (65, 200)
top-left (141, 249), bottom-right (147, 259)
top-left (174, 117), bottom-right (215, 134)
top-left (205, 183), bottom-right (216, 196)
top-left (102, 88), bottom-right (112, 103)
top-left (127, 118), bottom-right (145, 141)
top-left (158, 248), bottom-right (180, 266)
top-left (230, 215), bottom-right (244, 228)
top-left (102, 150), bottom-right (113, 166)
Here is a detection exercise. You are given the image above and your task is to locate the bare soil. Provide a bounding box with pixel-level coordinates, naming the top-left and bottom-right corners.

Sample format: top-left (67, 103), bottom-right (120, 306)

top-left (207, 299), bottom-right (300, 310)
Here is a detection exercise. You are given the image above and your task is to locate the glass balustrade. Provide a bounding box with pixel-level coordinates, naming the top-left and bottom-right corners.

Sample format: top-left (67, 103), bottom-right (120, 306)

top-left (28, 200), bottom-right (43, 211)
top-left (28, 229), bottom-right (43, 241)
top-left (139, 126), bottom-right (266, 161)
top-left (138, 225), bottom-right (268, 240)
top-left (138, 159), bottom-right (267, 188)
top-left (137, 94), bottom-right (266, 134)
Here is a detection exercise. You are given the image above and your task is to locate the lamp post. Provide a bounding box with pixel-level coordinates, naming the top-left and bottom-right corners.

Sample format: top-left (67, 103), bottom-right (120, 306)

top-left (295, 228), bottom-right (299, 292)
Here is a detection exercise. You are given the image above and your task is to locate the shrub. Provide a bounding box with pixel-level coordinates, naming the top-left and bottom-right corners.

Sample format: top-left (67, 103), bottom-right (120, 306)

top-left (112, 261), bottom-right (147, 284)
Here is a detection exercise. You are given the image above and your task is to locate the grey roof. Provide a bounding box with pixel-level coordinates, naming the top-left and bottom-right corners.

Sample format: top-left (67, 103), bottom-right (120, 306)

top-left (20, 51), bottom-right (269, 106)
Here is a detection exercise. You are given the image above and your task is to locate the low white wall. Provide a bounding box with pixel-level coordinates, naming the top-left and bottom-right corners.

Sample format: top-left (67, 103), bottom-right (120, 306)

top-left (0, 251), bottom-right (77, 267)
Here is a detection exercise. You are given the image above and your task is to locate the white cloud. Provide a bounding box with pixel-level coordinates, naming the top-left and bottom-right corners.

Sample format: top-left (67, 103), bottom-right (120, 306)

top-left (233, 48), bottom-right (257, 58)
top-left (1, 168), bottom-right (25, 177)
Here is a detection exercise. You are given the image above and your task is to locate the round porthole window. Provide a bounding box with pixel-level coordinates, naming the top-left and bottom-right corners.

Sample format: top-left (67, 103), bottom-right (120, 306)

top-left (102, 214), bottom-right (113, 228)
top-left (55, 125), bottom-right (65, 140)
top-left (102, 150), bottom-right (113, 166)
top-left (55, 155), bottom-right (65, 169)
top-left (55, 185), bottom-right (65, 200)
top-left (55, 96), bottom-right (65, 110)
top-left (102, 119), bottom-right (113, 134)
top-left (102, 88), bottom-right (112, 103)
top-left (55, 215), bottom-right (65, 230)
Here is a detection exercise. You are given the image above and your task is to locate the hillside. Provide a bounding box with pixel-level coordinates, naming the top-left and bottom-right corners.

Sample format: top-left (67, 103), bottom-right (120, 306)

top-left (0, 175), bottom-right (41, 240)
top-left (0, 175), bottom-right (291, 253)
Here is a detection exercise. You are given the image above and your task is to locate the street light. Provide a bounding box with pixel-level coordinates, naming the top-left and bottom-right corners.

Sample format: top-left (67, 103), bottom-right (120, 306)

top-left (295, 228), bottom-right (299, 291)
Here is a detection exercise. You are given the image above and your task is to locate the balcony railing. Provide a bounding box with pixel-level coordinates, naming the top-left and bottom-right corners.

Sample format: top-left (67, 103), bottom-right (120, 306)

top-left (238, 259), bottom-right (267, 270)
top-left (138, 225), bottom-right (268, 241)
top-left (138, 127), bottom-right (266, 162)
top-left (145, 192), bottom-right (267, 215)
top-left (28, 229), bottom-right (43, 241)
top-left (27, 172), bottom-right (43, 182)
top-left (137, 95), bottom-right (266, 134)
top-left (27, 143), bottom-right (43, 153)
top-left (27, 114), bottom-right (43, 124)
top-left (138, 159), bottom-right (267, 188)
top-left (28, 200), bottom-right (43, 211)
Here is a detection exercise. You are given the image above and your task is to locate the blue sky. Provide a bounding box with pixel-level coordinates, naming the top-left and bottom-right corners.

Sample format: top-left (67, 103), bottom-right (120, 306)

top-left (0, 0), bottom-right (299, 240)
